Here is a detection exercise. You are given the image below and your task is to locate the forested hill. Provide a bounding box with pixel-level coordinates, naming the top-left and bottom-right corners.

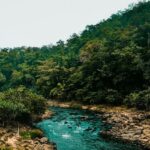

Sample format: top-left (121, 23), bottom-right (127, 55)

top-left (0, 1), bottom-right (150, 110)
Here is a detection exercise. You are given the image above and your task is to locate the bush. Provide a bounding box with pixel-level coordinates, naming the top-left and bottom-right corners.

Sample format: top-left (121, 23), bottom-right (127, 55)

top-left (124, 88), bottom-right (150, 110)
top-left (0, 86), bottom-right (46, 123)
top-left (20, 129), bottom-right (43, 139)
top-left (0, 100), bottom-right (28, 122)
top-left (105, 89), bottom-right (123, 105)
top-left (124, 92), bottom-right (139, 107)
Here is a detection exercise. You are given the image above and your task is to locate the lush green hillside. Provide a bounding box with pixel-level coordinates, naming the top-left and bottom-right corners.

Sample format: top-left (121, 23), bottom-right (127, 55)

top-left (0, 1), bottom-right (150, 115)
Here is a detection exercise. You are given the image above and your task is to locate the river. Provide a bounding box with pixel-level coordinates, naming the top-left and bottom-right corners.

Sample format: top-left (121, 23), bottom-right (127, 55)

top-left (37, 107), bottom-right (142, 150)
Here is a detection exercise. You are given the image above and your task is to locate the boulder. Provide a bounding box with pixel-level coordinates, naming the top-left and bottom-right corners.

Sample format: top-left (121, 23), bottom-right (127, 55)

top-left (39, 137), bottom-right (48, 144)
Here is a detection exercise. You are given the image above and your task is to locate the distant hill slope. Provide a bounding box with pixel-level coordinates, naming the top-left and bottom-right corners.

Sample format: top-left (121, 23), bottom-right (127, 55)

top-left (0, 1), bottom-right (150, 110)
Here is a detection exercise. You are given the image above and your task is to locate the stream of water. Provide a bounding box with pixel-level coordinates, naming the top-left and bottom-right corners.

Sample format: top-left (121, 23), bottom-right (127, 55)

top-left (37, 107), bottom-right (142, 150)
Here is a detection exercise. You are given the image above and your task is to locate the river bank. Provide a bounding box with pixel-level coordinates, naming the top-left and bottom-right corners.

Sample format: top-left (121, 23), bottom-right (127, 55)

top-left (48, 100), bottom-right (150, 150)
top-left (0, 110), bottom-right (55, 150)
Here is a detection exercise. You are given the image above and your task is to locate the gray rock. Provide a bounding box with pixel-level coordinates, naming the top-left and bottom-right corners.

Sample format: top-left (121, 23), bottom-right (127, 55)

top-left (40, 137), bottom-right (48, 144)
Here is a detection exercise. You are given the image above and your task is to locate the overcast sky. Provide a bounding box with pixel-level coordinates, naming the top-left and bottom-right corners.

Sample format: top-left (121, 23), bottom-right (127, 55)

top-left (0, 0), bottom-right (140, 48)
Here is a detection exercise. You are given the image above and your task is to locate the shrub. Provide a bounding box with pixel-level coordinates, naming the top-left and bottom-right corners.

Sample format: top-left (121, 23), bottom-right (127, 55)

top-left (124, 88), bottom-right (150, 110)
top-left (20, 129), bottom-right (43, 139)
top-left (124, 92), bottom-right (140, 107)
top-left (1, 86), bottom-right (46, 114)
top-left (0, 86), bottom-right (46, 123)
top-left (0, 100), bottom-right (28, 122)
top-left (105, 89), bottom-right (122, 105)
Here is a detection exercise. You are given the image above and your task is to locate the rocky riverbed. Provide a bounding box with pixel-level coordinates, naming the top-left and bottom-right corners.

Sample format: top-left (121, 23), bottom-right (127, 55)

top-left (0, 125), bottom-right (56, 150)
top-left (99, 109), bottom-right (150, 150)
top-left (0, 110), bottom-right (55, 150)
top-left (48, 101), bottom-right (150, 150)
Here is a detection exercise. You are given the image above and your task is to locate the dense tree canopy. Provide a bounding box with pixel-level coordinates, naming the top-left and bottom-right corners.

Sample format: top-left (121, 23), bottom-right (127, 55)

top-left (0, 1), bottom-right (150, 110)
top-left (0, 86), bottom-right (46, 125)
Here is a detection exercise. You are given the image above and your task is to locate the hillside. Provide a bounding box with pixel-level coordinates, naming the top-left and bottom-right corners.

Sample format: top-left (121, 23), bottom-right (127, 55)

top-left (0, 1), bottom-right (150, 111)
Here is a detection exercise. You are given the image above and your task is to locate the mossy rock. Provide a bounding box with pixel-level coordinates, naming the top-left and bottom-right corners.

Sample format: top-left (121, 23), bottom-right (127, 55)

top-left (20, 129), bottom-right (43, 139)
top-left (70, 103), bottom-right (82, 109)
top-left (0, 145), bottom-right (13, 150)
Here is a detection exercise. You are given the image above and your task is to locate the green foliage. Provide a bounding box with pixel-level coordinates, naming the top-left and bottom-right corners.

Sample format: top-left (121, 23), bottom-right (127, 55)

top-left (20, 129), bottom-right (43, 139)
top-left (124, 92), bottom-right (140, 108)
top-left (0, 146), bottom-right (13, 150)
top-left (105, 89), bottom-right (122, 105)
top-left (36, 60), bottom-right (70, 98)
top-left (124, 88), bottom-right (150, 110)
top-left (0, 86), bottom-right (46, 124)
top-left (50, 83), bottom-right (65, 99)
top-left (0, 1), bottom-right (149, 110)
top-left (0, 72), bottom-right (6, 84)
top-left (0, 73), bottom-right (6, 91)
top-left (0, 100), bottom-right (28, 121)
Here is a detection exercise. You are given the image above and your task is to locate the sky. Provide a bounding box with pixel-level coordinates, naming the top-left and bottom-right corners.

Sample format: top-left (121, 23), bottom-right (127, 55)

top-left (0, 0), bottom-right (140, 48)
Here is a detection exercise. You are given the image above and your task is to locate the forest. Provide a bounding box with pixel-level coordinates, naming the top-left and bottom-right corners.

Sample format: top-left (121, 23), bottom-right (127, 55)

top-left (0, 1), bottom-right (150, 124)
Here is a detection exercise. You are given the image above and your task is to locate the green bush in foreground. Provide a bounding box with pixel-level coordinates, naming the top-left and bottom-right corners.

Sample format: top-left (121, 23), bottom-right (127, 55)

top-left (0, 86), bottom-right (46, 124)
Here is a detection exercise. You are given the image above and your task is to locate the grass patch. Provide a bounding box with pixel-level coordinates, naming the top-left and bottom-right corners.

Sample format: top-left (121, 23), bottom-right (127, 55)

top-left (20, 129), bottom-right (43, 139)
top-left (0, 145), bottom-right (13, 150)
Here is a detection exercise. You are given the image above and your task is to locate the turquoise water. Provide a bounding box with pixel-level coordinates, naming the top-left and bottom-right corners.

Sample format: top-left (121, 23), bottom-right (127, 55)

top-left (37, 107), bottom-right (142, 150)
